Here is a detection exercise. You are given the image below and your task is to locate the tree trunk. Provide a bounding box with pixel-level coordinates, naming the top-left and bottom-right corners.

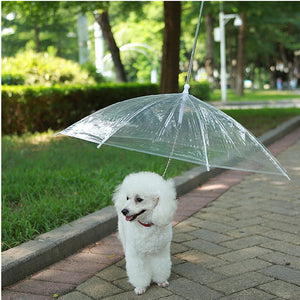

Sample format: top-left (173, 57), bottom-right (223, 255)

top-left (235, 11), bottom-right (247, 96)
top-left (95, 10), bottom-right (127, 82)
top-left (160, 1), bottom-right (181, 93)
top-left (227, 28), bottom-right (236, 90)
top-left (34, 23), bottom-right (40, 52)
top-left (279, 43), bottom-right (288, 68)
top-left (205, 13), bottom-right (214, 87)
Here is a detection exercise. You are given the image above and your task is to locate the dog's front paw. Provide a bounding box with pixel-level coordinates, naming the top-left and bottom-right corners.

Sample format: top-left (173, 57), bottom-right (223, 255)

top-left (134, 286), bottom-right (146, 295)
top-left (157, 281), bottom-right (169, 288)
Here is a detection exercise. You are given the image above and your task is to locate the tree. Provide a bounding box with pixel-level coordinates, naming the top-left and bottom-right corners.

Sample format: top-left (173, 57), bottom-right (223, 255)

top-left (94, 9), bottom-right (127, 83)
top-left (242, 1), bottom-right (300, 88)
top-left (160, 1), bottom-right (181, 93)
top-left (2, 1), bottom-right (50, 52)
top-left (203, 2), bottom-right (220, 88)
top-left (2, 1), bottom-right (78, 60)
top-left (205, 13), bottom-right (214, 86)
top-left (109, 1), bottom-right (161, 83)
top-left (75, 1), bottom-right (128, 82)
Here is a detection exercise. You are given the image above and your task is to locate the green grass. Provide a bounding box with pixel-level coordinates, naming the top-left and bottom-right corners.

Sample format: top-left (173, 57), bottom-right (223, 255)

top-left (210, 89), bottom-right (300, 102)
top-left (1, 131), bottom-right (194, 251)
top-left (2, 107), bottom-right (300, 251)
top-left (224, 108), bottom-right (300, 137)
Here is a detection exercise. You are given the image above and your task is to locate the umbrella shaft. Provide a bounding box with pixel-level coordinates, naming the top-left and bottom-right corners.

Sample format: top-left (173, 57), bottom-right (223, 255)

top-left (185, 1), bottom-right (205, 85)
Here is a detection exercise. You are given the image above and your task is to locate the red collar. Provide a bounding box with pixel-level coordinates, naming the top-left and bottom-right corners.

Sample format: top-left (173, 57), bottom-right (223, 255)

top-left (138, 220), bottom-right (153, 227)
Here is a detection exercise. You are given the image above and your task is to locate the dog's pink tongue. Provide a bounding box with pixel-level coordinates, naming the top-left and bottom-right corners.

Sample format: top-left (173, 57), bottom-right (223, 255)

top-left (126, 215), bottom-right (134, 221)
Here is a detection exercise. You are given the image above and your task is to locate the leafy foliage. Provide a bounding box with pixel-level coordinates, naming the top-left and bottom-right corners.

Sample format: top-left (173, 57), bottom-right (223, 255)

top-left (2, 82), bottom-right (210, 135)
top-left (2, 83), bottom-right (160, 134)
top-left (1, 73), bottom-right (25, 85)
top-left (1, 1), bottom-right (78, 59)
top-left (1, 51), bottom-right (95, 86)
top-left (3, 1), bottom-right (300, 89)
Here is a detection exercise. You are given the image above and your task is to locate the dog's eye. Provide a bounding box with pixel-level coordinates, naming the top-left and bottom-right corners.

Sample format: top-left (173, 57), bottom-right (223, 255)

top-left (136, 197), bottom-right (143, 203)
top-left (126, 196), bottom-right (129, 200)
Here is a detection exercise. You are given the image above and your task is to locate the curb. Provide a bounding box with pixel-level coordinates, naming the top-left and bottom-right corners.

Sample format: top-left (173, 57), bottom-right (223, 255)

top-left (2, 115), bottom-right (300, 288)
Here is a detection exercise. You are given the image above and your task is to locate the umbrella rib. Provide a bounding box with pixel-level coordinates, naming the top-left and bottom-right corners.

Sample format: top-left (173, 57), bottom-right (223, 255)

top-left (190, 97), bottom-right (250, 155)
top-left (156, 95), bottom-right (182, 140)
top-left (211, 113), bottom-right (244, 156)
top-left (212, 111), bottom-right (288, 178)
top-left (191, 98), bottom-right (245, 155)
top-left (208, 107), bottom-right (288, 178)
top-left (190, 97), bottom-right (286, 173)
top-left (232, 119), bottom-right (290, 179)
top-left (188, 99), bottom-right (210, 171)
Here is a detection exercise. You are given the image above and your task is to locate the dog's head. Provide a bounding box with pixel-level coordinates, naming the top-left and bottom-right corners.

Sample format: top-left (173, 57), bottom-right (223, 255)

top-left (112, 172), bottom-right (177, 226)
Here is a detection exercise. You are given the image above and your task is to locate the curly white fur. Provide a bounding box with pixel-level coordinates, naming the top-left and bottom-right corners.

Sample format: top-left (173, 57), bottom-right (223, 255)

top-left (112, 172), bottom-right (177, 295)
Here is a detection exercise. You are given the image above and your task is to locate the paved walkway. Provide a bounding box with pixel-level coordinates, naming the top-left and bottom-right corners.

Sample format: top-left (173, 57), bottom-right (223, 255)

top-left (3, 128), bottom-right (300, 300)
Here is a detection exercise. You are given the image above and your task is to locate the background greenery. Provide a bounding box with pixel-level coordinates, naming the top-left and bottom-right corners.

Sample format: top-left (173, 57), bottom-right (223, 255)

top-left (1, 51), bottom-right (96, 86)
top-left (1, 82), bottom-right (210, 135)
top-left (210, 89), bottom-right (300, 102)
top-left (2, 1), bottom-right (300, 87)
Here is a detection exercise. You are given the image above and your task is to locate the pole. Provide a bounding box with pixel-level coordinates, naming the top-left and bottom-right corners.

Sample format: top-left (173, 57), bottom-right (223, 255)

top-left (94, 22), bottom-right (104, 74)
top-left (219, 11), bottom-right (227, 102)
top-left (77, 13), bottom-right (89, 65)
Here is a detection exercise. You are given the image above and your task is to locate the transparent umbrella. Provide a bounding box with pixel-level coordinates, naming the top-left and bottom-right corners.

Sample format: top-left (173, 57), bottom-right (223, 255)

top-left (56, 84), bottom-right (289, 179)
top-left (56, 2), bottom-right (289, 180)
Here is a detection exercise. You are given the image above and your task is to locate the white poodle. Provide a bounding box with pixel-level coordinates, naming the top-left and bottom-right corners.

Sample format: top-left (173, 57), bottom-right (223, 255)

top-left (113, 171), bottom-right (177, 295)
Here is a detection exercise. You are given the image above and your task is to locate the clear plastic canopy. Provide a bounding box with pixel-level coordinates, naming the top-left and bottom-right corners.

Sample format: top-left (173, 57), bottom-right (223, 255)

top-left (57, 91), bottom-right (289, 179)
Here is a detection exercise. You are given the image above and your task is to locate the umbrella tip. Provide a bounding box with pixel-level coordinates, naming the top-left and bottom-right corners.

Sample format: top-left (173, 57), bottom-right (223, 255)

top-left (183, 84), bottom-right (190, 94)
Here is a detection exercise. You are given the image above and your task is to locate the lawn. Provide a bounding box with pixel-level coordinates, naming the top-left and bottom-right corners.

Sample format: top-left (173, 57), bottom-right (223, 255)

top-left (2, 107), bottom-right (300, 251)
top-left (2, 132), bottom-right (195, 251)
top-left (210, 89), bottom-right (300, 102)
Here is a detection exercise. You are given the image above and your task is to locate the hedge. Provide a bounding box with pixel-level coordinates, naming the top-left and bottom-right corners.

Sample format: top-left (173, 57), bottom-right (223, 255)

top-left (1, 73), bottom-right (25, 85)
top-left (2, 82), bottom-right (210, 135)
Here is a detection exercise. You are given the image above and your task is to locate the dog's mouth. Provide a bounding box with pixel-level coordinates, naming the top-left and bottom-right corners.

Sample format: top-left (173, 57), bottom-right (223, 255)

top-left (125, 210), bottom-right (146, 222)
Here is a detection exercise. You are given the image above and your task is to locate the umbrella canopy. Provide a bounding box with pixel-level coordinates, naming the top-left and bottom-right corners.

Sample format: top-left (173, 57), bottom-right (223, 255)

top-left (56, 86), bottom-right (289, 179)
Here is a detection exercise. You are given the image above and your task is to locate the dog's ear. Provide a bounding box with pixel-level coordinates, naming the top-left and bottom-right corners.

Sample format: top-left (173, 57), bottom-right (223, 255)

top-left (112, 184), bottom-right (126, 212)
top-left (152, 179), bottom-right (177, 226)
top-left (112, 184), bottom-right (121, 203)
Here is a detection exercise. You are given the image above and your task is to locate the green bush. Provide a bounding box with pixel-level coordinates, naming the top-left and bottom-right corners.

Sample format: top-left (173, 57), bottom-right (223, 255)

top-left (1, 73), bottom-right (25, 85)
top-left (180, 82), bottom-right (210, 101)
top-left (1, 51), bottom-right (95, 86)
top-left (81, 61), bottom-right (106, 84)
top-left (2, 82), bottom-right (210, 135)
top-left (2, 83), bottom-right (160, 134)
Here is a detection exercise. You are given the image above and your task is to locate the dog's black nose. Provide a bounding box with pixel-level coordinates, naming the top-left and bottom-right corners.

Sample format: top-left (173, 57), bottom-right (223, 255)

top-left (121, 209), bottom-right (129, 216)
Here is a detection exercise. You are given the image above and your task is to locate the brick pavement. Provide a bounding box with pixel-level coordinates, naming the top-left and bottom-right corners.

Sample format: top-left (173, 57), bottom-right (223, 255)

top-left (2, 127), bottom-right (300, 300)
